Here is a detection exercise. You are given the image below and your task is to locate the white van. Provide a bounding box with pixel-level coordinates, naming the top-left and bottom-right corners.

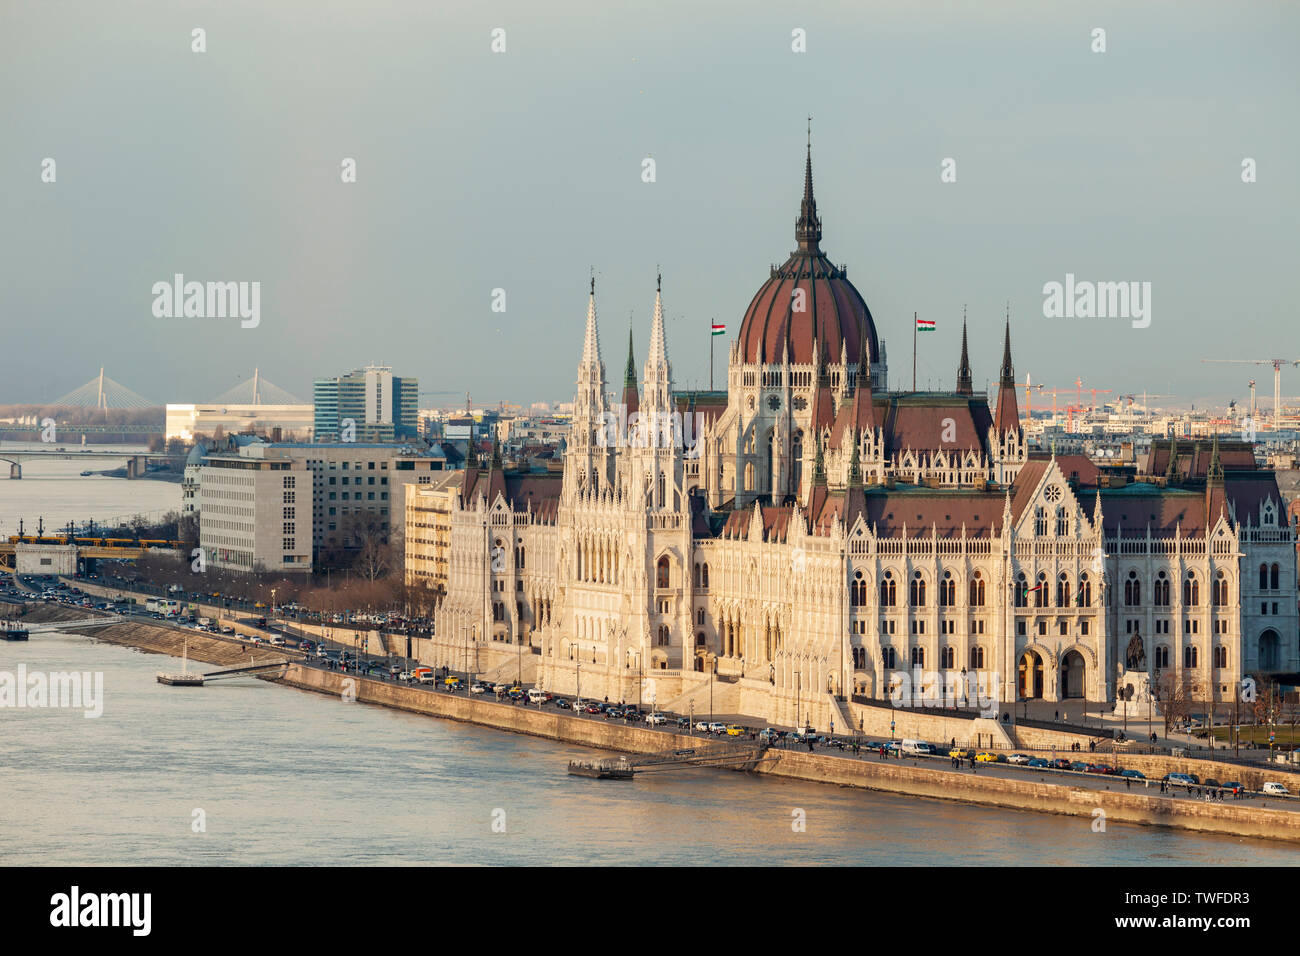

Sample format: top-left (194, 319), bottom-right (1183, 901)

top-left (900, 739), bottom-right (935, 757)
top-left (527, 687), bottom-right (548, 704)
top-left (1262, 781), bottom-right (1290, 796)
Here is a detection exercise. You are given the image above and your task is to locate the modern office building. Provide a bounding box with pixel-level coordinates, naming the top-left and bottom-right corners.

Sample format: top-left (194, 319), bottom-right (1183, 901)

top-left (197, 454), bottom-right (313, 573)
top-left (313, 365), bottom-right (419, 442)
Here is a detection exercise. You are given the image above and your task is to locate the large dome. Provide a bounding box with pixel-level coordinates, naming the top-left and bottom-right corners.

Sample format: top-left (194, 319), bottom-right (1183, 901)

top-left (736, 145), bottom-right (880, 368)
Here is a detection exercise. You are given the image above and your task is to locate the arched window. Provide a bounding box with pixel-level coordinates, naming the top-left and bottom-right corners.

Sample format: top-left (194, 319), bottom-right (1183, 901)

top-left (1014, 572), bottom-right (1028, 608)
top-left (880, 572), bottom-right (896, 607)
top-left (1260, 563), bottom-right (1269, 590)
top-left (1183, 572), bottom-right (1199, 607)
top-left (939, 570), bottom-right (955, 607)
top-left (1213, 645), bottom-right (1228, 668)
top-left (969, 645), bottom-right (985, 669)
top-left (693, 563), bottom-right (701, 588)
top-left (1035, 572), bottom-right (1049, 608)
top-left (1124, 571), bottom-right (1141, 607)
top-left (1154, 571), bottom-right (1170, 607)
top-left (940, 646), bottom-right (955, 668)
top-left (969, 571), bottom-right (985, 607)
top-left (656, 624), bottom-right (670, 646)
top-left (1271, 563), bottom-right (1280, 590)
top-left (1213, 570), bottom-right (1228, 606)
top-left (1184, 645), bottom-right (1199, 669)
top-left (852, 647), bottom-right (866, 669)
top-left (1056, 572), bottom-right (1070, 608)
top-left (656, 556), bottom-right (670, 589)
top-left (910, 571), bottom-right (926, 608)
top-left (910, 646), bottom-right (925, 667)
top-left (701, 563), bottom-right (710, 589)
top-left (697, 608), bottom-right (705, 626)
top-left (1055, 506), bottom-right (1069, 536)
top-left (1154, 644), bottom-right (1169, 669)
top-left (851, 570), bottom-right (867, 607)
top-left (1078, 573), bottom-right (1092, 608)
top-left (1034, 507), bottom-right (1047, 536)
top-left (882, 647), bottom-right (897, 669)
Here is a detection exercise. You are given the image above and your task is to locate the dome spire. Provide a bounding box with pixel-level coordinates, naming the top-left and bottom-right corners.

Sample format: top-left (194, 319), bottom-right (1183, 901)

top-left (795, 117), bottom-right (822, 253)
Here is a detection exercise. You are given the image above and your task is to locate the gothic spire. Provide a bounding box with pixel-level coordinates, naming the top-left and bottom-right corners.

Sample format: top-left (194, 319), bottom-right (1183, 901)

top-left (999, 313), bottom-right (1014, 387)
top-left (581, 275), bottom-right (602, 368)
top-left (956, 310), bottom-right (973, 395)
top-left (993, 309), bottom-right (1021, 434)
top-left (622, 319), bottom-right (640, 416)
top-left (795, 119), bottom-right (822, 253)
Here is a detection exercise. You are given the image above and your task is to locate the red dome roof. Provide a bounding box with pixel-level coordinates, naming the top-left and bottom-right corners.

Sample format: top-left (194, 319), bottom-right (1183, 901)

top-left (736, 143), bottom-right (880, 367)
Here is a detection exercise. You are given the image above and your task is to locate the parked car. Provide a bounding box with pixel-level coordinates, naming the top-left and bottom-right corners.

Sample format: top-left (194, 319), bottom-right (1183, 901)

top-left (1069, 761), bottom-right (1089, 772)
top-left (675, 716), bottom-right (691, 728)
top-left (707, 721), bottom-right (727, 735)
top-left (1224, 781), bottom-right (1244, 795)
top-left (975, 751), bottom-right (1000, 763)
top-left (1119, 769), bottom-right (1146, 780)
top-left (645, 712), bottom-right (668, 726)
top-left (726, 725), bottom-right (746, 736)
top-left (1263, 781), bottom-right (1290, 796)
top-left (1007, 753), bottom-right (1032, 765)
top-left (1049, 758), bottom-right (1072, 770)
top-left (1164, 773), bottom-right (1197, 787)
top-left (554, 698), bottom-right (572, 710)
top-left (469, 682), bottom-right (488, 695)
top-left (1026, 758), bottom-right (1049, 769)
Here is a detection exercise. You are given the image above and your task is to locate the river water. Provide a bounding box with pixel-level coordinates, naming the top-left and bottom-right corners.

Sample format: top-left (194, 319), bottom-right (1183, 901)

top-left (2, 629), bottom-right (1295, 866)
top-left (0, 443), bottom-right (179, 537)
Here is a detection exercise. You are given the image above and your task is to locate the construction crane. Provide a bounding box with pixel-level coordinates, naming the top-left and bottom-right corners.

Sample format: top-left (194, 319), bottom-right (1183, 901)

top-left (1201, 359), bottom-right (1300, 430)
top-left (1016, 377), bottom-right (1044, 418)
top-left (1073, 377), bottom-right (1113, 411)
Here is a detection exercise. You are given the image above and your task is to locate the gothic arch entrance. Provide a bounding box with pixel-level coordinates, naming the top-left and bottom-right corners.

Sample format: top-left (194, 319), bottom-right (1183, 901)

top-left (1061, 650), bottom-right (1085, 699)
top-left (1018, 650), bottom-right (1044, 699)
top-left (1259, 629), bottom-right (1280, 670)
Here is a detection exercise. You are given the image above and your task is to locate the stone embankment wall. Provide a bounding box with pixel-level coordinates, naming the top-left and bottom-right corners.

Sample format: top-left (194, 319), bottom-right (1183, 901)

top-left (276, 664), bottom-right (1300, 844)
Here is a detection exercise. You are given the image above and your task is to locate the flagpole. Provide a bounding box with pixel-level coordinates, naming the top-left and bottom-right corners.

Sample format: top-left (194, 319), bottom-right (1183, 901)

top-left (913, 311), bottom-right (917, 392)
top-left (710, 317), bottom-right (714, 391)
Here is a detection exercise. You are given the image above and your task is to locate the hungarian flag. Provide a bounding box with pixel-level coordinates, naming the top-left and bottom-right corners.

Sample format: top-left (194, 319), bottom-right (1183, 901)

top-left (711, 323), bottom-right (726, 337)
top-left (916, 317), bottom-right (936, 332)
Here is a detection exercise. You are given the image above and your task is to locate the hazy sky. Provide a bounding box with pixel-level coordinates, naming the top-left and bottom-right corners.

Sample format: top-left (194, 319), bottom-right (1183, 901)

top-left (2, 0), bottom-right (1297, 413)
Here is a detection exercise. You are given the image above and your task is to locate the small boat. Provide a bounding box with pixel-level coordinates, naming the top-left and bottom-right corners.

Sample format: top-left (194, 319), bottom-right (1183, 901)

top-left (80, 470), bottom-right (92, 477)
top-left (2, 622), bottom-right (29, 641)
top-left (157, 638), bottom-right (204, 686)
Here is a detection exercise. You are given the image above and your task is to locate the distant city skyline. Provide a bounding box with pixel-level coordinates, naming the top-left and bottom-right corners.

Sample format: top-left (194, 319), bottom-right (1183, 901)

top-left (2, 1), bottom-right (1297, 413)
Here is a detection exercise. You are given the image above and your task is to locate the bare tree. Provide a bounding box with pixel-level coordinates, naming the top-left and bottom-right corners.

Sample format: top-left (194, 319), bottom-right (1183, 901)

top-left (1156, 672), bottom-right (1192, 738)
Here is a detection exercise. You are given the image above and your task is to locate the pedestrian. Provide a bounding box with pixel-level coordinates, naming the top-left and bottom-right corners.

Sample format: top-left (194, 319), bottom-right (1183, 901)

top-left (1126, 777), bottom-right (1131, 790)
top-left (1055, 710), bottom-right (1059, 721)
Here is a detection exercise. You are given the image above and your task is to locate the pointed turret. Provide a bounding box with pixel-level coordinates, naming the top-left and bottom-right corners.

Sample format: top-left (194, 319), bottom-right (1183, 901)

top-left (622, 322), bottom-right (640, 417)
top-left (992, 315), bottom-right (1021, 433)
top-left (956, 312), bottom-right (973, 395)
top-left (795, 120), bottom-right (822, 253)
top-left (642, 273), bottom-right (673, 412)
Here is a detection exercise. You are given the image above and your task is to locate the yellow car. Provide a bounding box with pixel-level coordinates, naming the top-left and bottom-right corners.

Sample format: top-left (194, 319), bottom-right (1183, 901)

top-left (444, 676), bottom-right (462, 689)
top-left (726, 725), bottom-right (745, 736)
top-left (949, 747), bottom-right (973, 759)
top-left (975, 751), bottom-right (999, 763)
top-left (254, 602), bottom-right (266, 608)
top-left (507, 685), bottom-right (522, 695)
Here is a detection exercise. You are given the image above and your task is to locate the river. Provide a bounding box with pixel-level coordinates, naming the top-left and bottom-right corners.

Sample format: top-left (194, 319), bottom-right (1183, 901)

top-left (0, 443), bottom-right (179, 536)
top-left (1, 629), bottom-right (1295, 866)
